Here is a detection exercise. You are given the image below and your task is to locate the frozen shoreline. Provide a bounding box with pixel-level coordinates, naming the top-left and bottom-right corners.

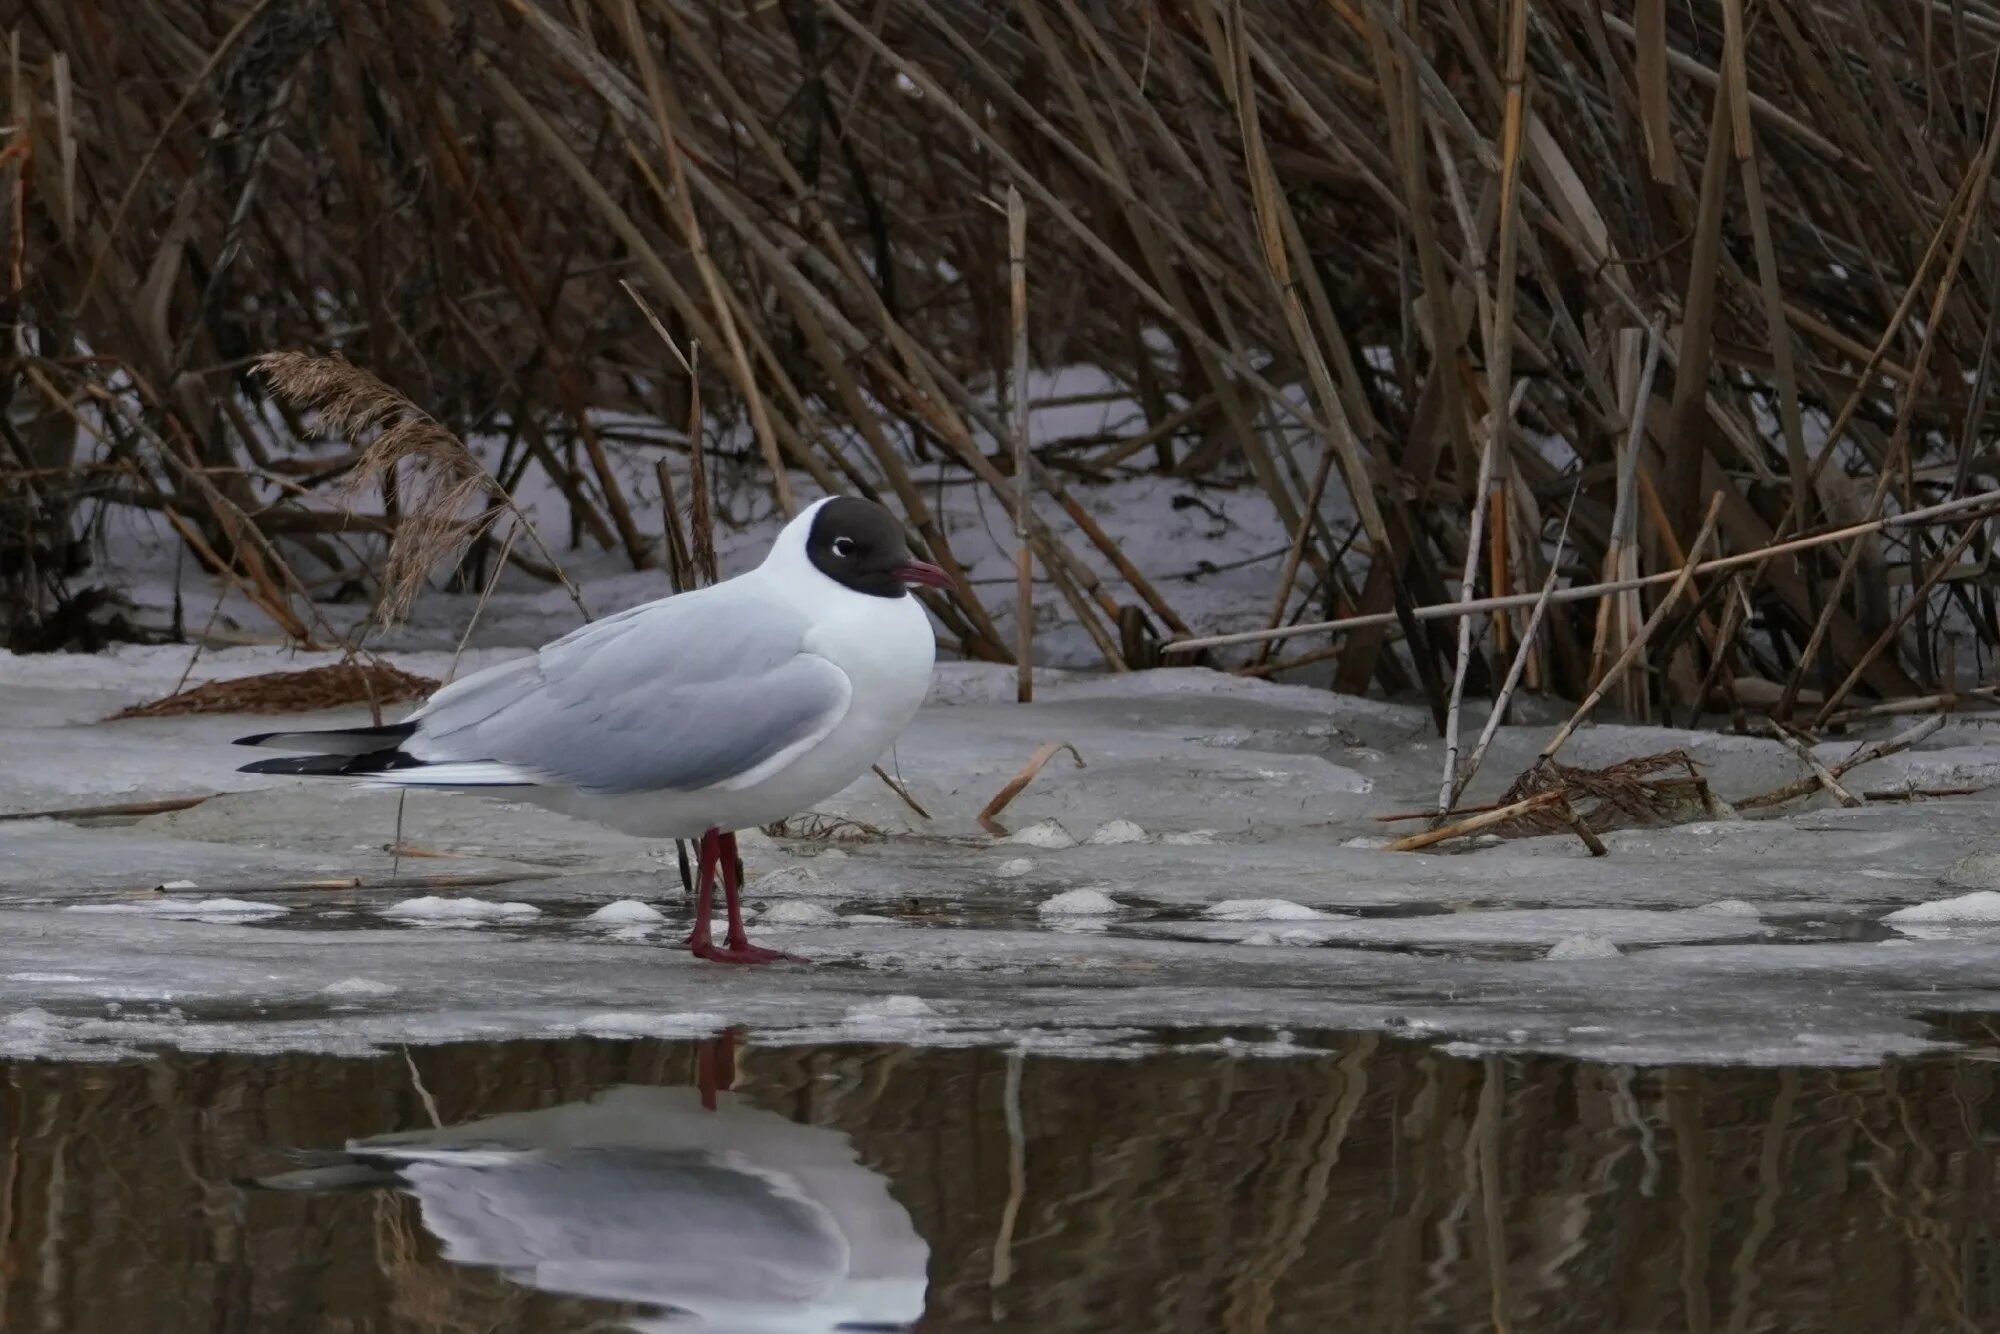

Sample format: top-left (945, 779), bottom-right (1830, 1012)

top-left (5, 646), bottom-right (2000, 1068)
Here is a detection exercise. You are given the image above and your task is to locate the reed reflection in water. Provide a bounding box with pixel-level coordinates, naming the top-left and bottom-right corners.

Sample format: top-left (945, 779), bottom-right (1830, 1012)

top-left (2, 1029), bottom-right (1997, 1332)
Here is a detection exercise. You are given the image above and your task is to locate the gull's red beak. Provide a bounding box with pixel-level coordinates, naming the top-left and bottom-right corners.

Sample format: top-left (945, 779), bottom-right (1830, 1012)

top-left (893, 559), bottom-right (952, 589)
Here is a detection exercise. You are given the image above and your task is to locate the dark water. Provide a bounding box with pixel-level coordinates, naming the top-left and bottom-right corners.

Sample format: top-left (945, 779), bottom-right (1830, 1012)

top-left (5, 1028), bottom-right (2000, 1333)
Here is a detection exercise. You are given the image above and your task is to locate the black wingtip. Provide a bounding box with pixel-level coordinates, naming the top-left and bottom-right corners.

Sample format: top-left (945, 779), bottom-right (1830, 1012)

top-left (234, 721), bottom-right (418, 752)
top-left (238, 754), bottom-right (350, 776)
top-left (238, 748), bottom-right (424, 777)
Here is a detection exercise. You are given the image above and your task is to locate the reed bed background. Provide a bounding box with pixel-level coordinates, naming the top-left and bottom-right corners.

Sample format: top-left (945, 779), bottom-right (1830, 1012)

top-left (5, 0), bottom-right (2000, 734)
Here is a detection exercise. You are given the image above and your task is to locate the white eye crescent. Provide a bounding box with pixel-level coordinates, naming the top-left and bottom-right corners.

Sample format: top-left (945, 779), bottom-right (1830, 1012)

top-left (832, 537), bottom-right (857, 557)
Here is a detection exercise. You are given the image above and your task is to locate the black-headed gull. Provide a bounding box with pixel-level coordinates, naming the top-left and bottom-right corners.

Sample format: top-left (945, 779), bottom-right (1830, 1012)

top-left (237, 496), bottom-right (946, 964)
top-left (247, 1079), bottom-right (931, 1330)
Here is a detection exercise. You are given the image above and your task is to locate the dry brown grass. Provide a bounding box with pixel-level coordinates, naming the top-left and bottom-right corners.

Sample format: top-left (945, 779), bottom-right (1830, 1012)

top-left (107, 662), bottom-right (439, 718)
top-left (1498, 749), bottom-right (1716, 835)
top-left (257, 352), bottom-right (499, 622)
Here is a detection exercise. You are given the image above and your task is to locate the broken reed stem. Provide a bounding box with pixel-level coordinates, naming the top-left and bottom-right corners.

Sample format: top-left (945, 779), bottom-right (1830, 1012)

top-left (1008, 185), bottom-right (1034, 704)
top-left (624, 278), bottom-right (714, 588)
top-left (1439, 379), bottom-right (1531, 821)
top-left (1549, 796), bottom-right (1610, 857)
top-left (0, 795), bottom-right (211, 823)
top-left (1824, 687), bottom-right (2000, 725)
top-left (1811, 513), bottom-right (1990, 726)
top-left (1535, 492), bottom-right (1724, 767)
top-left (1385, 790), bottom-right (1562, 853)
top-left (870, 763), bottom-right (932, 821)
top-left (657, 458), bottom-right (693, 595)
top-left (1447, 488), bottom-right (1577, 813)
top-left (1768, 723), bottom-right (1862, 807)
top-left (977, 741), bottom-right (1086, 835)
top-left (1167, 490), bottom-right (2000, 653)
top-left (1252, 443), bottom-right (1337, 670)
top-left (1738, 715), bottom-right (1945, 810)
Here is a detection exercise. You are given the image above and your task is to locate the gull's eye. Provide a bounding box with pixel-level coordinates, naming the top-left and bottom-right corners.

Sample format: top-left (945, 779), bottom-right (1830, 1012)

top-left (832, 537), bottom-right (857, 558)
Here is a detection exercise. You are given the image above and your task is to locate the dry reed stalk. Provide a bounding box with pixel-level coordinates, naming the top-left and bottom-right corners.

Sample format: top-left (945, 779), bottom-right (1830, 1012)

top-left (1007, 185), bottom-right (1034, 703)
top-left (1445, 488), bottom-right (1577, 813)
top-left (1812, 512), bottom-right (1993, 726)
top-left (1251, 442), bottom-right (1337, 672)
top-left (1169, 491), bottom-right (2000, 652)
top-left (1592, 320), bottom-right (1664, 713)
top-left (1535, 492), bottom-right (1724, 767)
top-left (1437, 380), bottom-right (1525, 820)
top-left (1431, 0), bottom-right (1529, 821)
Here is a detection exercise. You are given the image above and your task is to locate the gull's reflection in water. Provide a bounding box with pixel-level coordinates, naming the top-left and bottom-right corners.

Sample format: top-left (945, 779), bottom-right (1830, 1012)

top-left (253, 1039), bottom-right (929, 1332)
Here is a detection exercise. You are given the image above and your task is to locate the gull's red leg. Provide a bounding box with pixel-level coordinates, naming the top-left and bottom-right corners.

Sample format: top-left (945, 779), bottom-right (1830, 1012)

top-left (684, 828), bottom-right (722, 955)
top-left (688, 831), bottom-right (799, 964)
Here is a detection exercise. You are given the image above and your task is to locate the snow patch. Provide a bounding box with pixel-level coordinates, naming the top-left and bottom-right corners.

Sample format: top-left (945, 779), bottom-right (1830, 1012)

top-left (1005, 819), bottom-right (1076, 849)
top-left (1085, 819), bottom-right (1149, 846)
top-left (586, 900), bottom-right (666, 924)
top-left (1038, 888), bottom-right (1122, 917)
top-left (994, 857), bottom-right (1036, 879)
top-left (1886, 891), bottom-right (2000, 923)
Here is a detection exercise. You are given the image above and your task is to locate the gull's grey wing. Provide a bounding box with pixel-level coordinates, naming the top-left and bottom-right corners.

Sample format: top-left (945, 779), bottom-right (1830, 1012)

top-left (407, 588), bottom-right (851, 794)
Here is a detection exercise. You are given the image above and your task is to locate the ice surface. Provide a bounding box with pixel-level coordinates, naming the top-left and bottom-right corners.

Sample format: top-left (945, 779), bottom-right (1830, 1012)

top-left (5, 651), bottom-right (2000, 1067)
top-left (380, 897), bottom-right (541, 922)
top-left (321, 978), bottom-right (397, 997)
top-left (66, 897), bottom-right (288, 919)
top-left (759, 902), bottom-right (841, 926)
top-left (1205, 899), bottom-right (1328, 922)
top-left (1689, 898), bottom-right (1763, 918)
top-left (1546, 935), bottom-right (1622, 960)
